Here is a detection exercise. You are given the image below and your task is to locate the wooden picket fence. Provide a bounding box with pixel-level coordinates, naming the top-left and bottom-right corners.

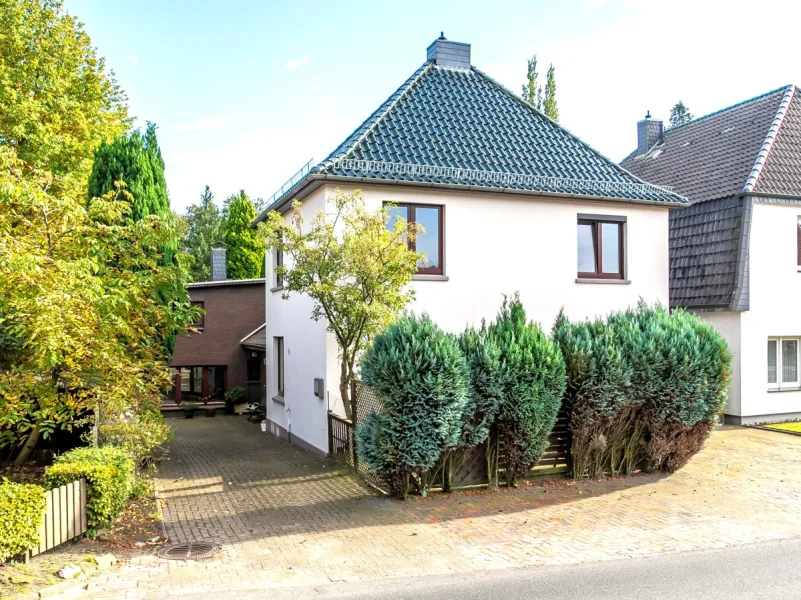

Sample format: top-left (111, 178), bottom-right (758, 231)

top-left (31, 478), bottom-right (88, 557)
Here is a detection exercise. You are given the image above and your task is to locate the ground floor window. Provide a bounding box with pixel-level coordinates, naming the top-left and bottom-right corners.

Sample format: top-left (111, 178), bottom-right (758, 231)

top-left (247, 356), bottom-right (261, 382)
top-left (768, 338), bottom-right (799, 389)
top-left (169, 366), bottom-right (226, 401)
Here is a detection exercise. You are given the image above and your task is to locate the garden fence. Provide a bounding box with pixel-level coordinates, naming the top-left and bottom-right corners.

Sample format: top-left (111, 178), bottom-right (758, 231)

top-left (327, 381), bottom-right (571, 492)
top-left (31, 478), bottom-right (88, 557)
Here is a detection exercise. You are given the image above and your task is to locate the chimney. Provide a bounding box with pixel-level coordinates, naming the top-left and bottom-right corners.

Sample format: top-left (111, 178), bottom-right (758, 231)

top-left (426, 33), bottom-right (471, 70)
top-left (210, 244), bottom-right (226, 281)
top-left (637, 111), bottom-right (663, 154)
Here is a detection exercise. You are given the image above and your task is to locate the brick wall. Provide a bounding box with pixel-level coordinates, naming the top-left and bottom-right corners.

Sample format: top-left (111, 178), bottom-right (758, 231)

top-left (171, 281), bottom-right (265, 401)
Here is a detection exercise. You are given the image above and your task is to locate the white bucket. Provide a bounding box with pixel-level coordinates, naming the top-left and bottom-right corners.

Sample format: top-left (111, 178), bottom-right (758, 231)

top-left (260, 420), bottom-right (267, 433)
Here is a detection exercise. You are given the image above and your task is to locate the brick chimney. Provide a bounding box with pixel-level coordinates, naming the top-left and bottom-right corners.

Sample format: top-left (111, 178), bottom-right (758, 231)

top-left (637, 111), bottom-right (663, 154)
top-left (210, 244), bottom-right (226, 281)
top-left (426, 33), bottom-right (471, 70)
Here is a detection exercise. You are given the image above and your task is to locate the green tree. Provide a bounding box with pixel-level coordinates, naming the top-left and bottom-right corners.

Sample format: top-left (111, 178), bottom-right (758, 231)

top-left (88, 122), bottom-right (169, 221)
top-left (522, 55), bottom-right (559, 121)
top-left (223, 190), bottom-right (264, 279)
top-left (0, 0), bottom-right (129, 192)
top-left (260, 189), bottom-right (421, 418)
top-left (489, 294), bottom-right (566, 486)
top-left (357, 313), bottom-right (470, 498)
top-left (669, 101), bottom-right (694, 127)
top-left (0, 150), bottom-right (198, 465)
top-left (182, 186), bottom-right (224, 281)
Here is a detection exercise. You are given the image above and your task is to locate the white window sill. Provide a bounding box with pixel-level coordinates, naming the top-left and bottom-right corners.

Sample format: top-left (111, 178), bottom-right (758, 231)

top-left (272, 395), bottom-right (285, 405)
top-left (768, 386), bottom-right (801, 393)
top-left (270, 285), bottom-right (285, 293)
top-left (413, 274), bottom-right (449, 282)
top-left (575, 278), bottom-right (631, 285)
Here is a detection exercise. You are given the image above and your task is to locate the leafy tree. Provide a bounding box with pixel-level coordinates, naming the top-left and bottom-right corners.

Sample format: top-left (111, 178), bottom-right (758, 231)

top-left (489, 294), bottom-right (566, 486)
top-left (669, 101), bottom-right (694, 127)
top-left (223, 190), bottom-right (264, 280)
top-left (260, 189), bottom-right (421, 419)
top-left (522, 55), bottom-right (559, 121)
top-left (182, 186), bottom-right (224, 281)
top-left (0, 0), bottom-right (129, 192)
top-left (0, 150), bottom-right (198, 465)
top-left (88, 122), bottom-right (169, 221)
top-left (357, 313), bottom-right (469, 498)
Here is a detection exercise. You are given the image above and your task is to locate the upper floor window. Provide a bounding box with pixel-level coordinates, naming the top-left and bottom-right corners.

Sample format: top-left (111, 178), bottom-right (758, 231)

top-left (577, 215), bottom-right (625, 280)
top-left (274, 336), bottom-right (285, 398)
top-left (385, 203), bottom-right (443, 275)
top-left (273, 247), bottom-right (284, 289)
top-left (768, 337), bottom-right (799, 389)
top-left (191, 301), bottom-right (205, 329)
top-left (796, 217), bottom-right (800, 267)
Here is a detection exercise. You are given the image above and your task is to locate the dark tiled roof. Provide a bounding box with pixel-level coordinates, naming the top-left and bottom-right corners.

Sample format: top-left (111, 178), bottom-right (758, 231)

top-left (188, 278), bottom-right (265, 289)
top-left (621, 87), bottom-right (789, 204)
top-left (754, 89), bottom-right (801, 196)
top-left (262, 61), bottom-right (685, 214)
top-left (240, 323), bottom-right (266, 349)
top-left (668, 196), bottom-right (743, 309)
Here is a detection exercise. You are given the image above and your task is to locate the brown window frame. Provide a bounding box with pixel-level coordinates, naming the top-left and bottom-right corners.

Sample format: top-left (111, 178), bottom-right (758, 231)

top-left (246, 356), bottom-right (261, 383)
top-left (274, 246), bottom-right (284, 288)
top-left (384, 202), bottom-right (444, 275)
top-left (796, 217), bottom-right (801, 267)
top-left (577, 219), bottom-right (625, 280)
top-left (191, 301), bottom-right (205, 329)
top-left (275, 337), bottom-right (284, 397)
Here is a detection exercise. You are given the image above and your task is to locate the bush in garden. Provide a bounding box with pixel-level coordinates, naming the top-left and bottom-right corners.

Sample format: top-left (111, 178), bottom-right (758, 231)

top-left (357, 313), bottom-right (470, 498)
top-left (44, 446), bottom-right (134, 530)
top-left (489, 294), bottom-right (566, 486)
top-left (456, 323), bottom-right (505, 487)
top-left (98, 413), bottom-right (173, 468)
top-left (0, 479), bottom-right (45, 562)
top-left (608, 303), bottom-right (731, 472)
top-left (552, 311), bottom-right (636, 478)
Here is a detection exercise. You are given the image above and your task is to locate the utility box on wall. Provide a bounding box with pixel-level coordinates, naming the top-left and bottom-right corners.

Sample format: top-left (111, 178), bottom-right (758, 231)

top-left (313, 378), bottom-right (324, 399)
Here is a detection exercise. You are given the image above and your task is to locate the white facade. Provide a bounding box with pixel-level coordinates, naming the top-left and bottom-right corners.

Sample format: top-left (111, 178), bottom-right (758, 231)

top-left (704, 200), bottom-right (801, 424)
top-left (265, 184), bottom-right (672, 454)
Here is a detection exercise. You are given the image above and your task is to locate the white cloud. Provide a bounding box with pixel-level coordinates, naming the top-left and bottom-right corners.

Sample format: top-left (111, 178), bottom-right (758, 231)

top-left (128, 55), bottom-right (140, 63)
top-left (284, 56), bottom-right (310, 71)
top-left (172, 115), bottom-right (233, 132)
top-left (583, 0), bottom-right (609, 8)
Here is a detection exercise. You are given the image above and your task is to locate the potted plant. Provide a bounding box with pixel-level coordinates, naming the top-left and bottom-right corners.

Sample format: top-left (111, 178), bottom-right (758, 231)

top-left (224, 387), bottom-right (245, 415)
top-left (181, 402), bottom-right (199, 419)
top-left (204, 407), bottom-right (217, 417)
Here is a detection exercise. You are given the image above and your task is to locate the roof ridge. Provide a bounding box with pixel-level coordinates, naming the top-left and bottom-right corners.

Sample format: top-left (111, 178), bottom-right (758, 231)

top-left (471, 66), bottom-right (683, 198)
top-left (742, 85), bottom-right (796, 193)
top-left (666, 84), bottom-right (792, 133)
top-left (319, 61), bottom-right (434, 169)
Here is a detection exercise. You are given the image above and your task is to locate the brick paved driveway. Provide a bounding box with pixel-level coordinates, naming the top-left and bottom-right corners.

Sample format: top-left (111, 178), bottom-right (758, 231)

top-left (87, 418), bottom-right (801, 599)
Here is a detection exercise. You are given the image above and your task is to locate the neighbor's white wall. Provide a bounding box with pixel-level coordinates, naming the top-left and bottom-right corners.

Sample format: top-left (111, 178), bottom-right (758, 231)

top-left (265, 186), bottom-right (330, 452)
top-left (695, 311), bottom-right (742, 417)
top-left (737, 201), bottom-right (801, 421)
top-left (343, 184), bottom-right (670, 332)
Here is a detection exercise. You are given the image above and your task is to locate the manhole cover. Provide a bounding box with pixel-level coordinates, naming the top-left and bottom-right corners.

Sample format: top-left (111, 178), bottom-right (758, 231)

top-left (158, 541), bottom-right (220, 560)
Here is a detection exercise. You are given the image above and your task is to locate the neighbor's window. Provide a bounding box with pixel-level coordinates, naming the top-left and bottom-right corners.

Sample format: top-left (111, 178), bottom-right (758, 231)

top-left (275, 337), bottom-right (284, 397)
top-left (768, 337), bottom-right (800, 389)
top-left (797, 217), bottom-right (800, 266)
top-left (273, 247), bottom-right (284, 289)
top-left (191, 301), bottom-right (205, 329)
top-left (577, 217), bottom-right (625, 279)
top-left (247, 357), bottom-right (261, 382)
top-left (385, 203), bottom-right (443, 275)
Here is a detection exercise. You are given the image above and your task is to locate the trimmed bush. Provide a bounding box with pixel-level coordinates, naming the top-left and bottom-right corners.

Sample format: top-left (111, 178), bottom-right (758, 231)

top-left (98, 414), bottom-right (173, 468)
top-left (44, 446), bottom-right (134, 530)
top-left (0, 478), bottom-right (45, 562)
top-left (489, 294), bottom-right (566, 486)
top-left (357, 313), bottom-right (470, 498)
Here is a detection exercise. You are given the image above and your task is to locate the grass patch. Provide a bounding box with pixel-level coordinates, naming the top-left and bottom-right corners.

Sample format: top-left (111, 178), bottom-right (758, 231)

top-left (764, 422), bottom-right (801, 434)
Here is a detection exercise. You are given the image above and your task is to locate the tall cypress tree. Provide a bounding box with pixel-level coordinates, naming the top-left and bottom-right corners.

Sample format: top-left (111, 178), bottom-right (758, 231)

top-left (88, 122), bottom-right (169, 220)
top-left (542, 65), bottom-right (559, 122)
top-left (522, 55), bottom-right (559, 122)
top-left (222, 190), bottom-right (264, 280)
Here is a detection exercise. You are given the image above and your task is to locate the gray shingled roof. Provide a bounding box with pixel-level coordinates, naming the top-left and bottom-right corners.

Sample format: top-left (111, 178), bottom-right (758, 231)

top-left (622, 85), bottom-right (801, 310)
top-left (258, 57), bottom-right (685, 218)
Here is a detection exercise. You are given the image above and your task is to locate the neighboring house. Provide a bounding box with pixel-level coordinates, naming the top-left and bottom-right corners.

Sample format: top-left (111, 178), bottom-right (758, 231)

top-left (622, 85), bottom-right (801, 424)
top-left (167, 246), bottom-right (266, 409)
top-left (255, 36), bottom-right (686, 454)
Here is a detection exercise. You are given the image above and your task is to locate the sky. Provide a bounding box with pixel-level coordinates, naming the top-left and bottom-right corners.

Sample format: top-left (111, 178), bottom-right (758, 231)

top-left (67, 0), bottom-right (801, 214)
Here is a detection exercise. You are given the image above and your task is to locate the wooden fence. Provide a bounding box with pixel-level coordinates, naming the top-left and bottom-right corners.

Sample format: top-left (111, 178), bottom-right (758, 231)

top-left (327, 382), bottom-right (572, 492)
top-left (31, 478), bottom-right (88, 557)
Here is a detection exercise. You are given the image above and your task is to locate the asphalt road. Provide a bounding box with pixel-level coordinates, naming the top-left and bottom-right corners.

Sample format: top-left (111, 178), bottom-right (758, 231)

top-left (197, 538), bottom-right (801, 599)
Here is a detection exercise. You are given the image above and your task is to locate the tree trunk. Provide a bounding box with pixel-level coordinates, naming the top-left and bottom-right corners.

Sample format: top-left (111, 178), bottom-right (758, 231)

top-left (14, 424), bottom-right (41, 466)
top-left (339, 359), bottom-right (351, 420)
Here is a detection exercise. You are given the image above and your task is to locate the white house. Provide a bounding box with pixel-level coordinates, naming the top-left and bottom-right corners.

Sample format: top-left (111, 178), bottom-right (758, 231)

top-left (623, 85), bottom-right (801, 424)
top-left (256, 36), bottom-right (686, 454)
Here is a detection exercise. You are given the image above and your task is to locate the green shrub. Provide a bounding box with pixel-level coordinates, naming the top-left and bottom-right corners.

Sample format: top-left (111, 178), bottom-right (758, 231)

top-left (0, 478), bottom-right (45, 562)
top-left (98, 414), bottom-right (173, 468)
top-left (358, 313), bottom-right (470, 498)
top-left (44, 446), bottom-right (134, 530)
top-left (489, 294), bottom-right (566, 486)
